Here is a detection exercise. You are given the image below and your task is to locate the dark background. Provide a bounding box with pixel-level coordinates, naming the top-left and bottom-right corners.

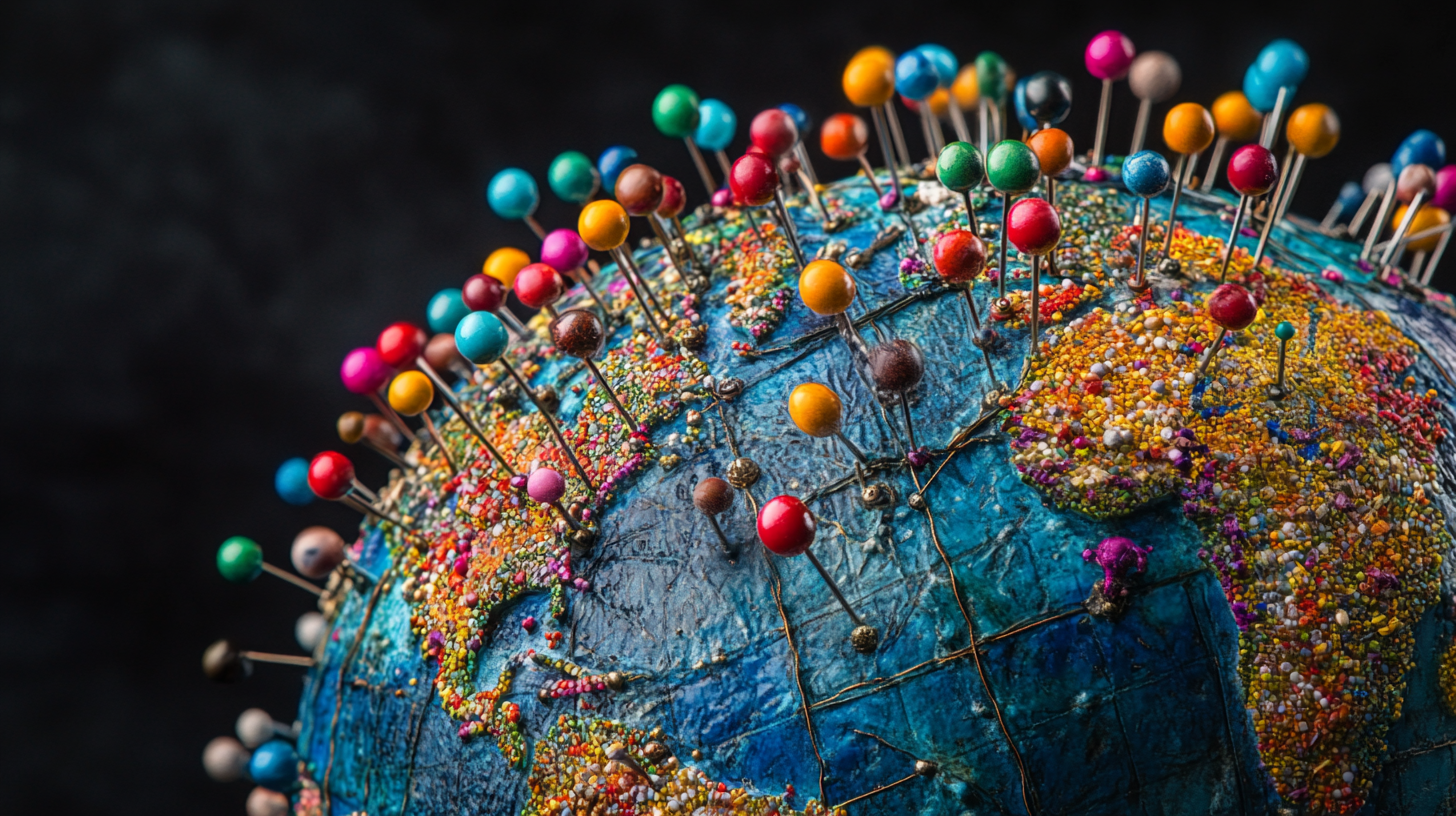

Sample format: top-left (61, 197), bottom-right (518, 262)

top-left (3, 1), bottom-right (1454, 813)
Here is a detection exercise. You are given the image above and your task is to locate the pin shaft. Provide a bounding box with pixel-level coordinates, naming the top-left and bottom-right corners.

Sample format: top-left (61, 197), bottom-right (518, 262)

top-left (498, 358), bottom-right (594, 493)
top-left (683, 136), bottom-right (717, 198)
top-left (1160, 154), bottom-right (1188, 258)
top-left (582, 357), bottom-right (637, 431)
top-left (1218, 196), bottom-right (1251, 283)
top-left (802, 548), bottom-right (865, 627)
top-left (260, 561), bottom-right (324, 596)
top-left (240, 651), bottom-right (315, 667)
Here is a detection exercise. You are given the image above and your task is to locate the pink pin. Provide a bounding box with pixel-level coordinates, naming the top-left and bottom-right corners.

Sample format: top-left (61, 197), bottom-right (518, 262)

top-left (1085, 30), bottom-right (1136, 171)
top-left (540, 229), bottom-right (611, 318)
top-left (527, 466), bottom-right (584, 532)
top-left (340, 347), bottom-right (417, 444)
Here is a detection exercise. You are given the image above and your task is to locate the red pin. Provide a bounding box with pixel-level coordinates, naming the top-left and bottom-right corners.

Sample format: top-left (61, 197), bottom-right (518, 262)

top-left (307, 451), bottom-right (410, 527)
top-left (757, 495), bottom-right (878, 653)
top-left (513, 263), bottom-right (567, 317)
top-left (933, 230), bottom-right (1001, 395)
top-left (1219, 144), bottom-right (1279, 282)
top-left (1006, 197), bottom-right (1062, 352)
top-left (1196, 283), bottom-right (1259, 378)
top-left (732, 150), bottom-right (807, 268)
top-left (655, 175), bottom-right (703, 273)
top-left (753, 108), bottom-right (832, 226)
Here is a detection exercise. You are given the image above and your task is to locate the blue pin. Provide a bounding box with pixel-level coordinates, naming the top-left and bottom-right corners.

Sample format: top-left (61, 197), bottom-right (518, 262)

top-left (896, 50), bottom-right (944, 163)
top-left (596, 146), bottom-right (638, 197)
top-left (1322, 181), bottom-right (1365, 230)
top-left (696, 99), bottom-right (736, 153)
top-left (486, 168), bottom-right (543, 237)
top-left (427, 288), bottom-right (470, 335)
top-left (1013, 78), bottom-right (1038, 133)
top-left (1122, 150), bottom-right (1171, 290)
top-left (1247, 40), bottom-right (1308, 149)
top-left (1391, 130), bottom-right (1447, 179)
top-left (916, 44), bottom-right (970, 143)
top-left (454, 310), bottom-right (509, 366)
top-left (1254, 39), bottom-right (1309, 90)
top-left (248, 739), bottom-right (299, 792)
top-left (1242, 65), bottom-right (1281, 115)
top-left (274, 458), bottom-right (314, 506)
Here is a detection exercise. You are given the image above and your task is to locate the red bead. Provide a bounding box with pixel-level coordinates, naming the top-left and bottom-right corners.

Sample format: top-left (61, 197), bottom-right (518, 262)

top-left (933, 230), bottom-right (987, 283)
top-left (820, 113), bottom-right (869, 161)
top-left (757, 495), bottom-right (815, 556)
top-left (1225, 144), bottom-right (1279, 197)
top-left (308, 451), bottom-right (355, 500)
top-left (1207, 283), bottom-right (1258, 331)
top-left (657, 175), bottom-right (686, 218)
top-left (513, 263), bottom-right (566, 310)
top-left (462, 273), bottom-right (505, 312)
top-left (749, 108), bottom-right (798, 159)
top-left (376, 322), bottom-right (427, 368)
top-left (730, 153), bottom-right (779, 207)
top-left (1006, 197), bottom-right (1062, 256)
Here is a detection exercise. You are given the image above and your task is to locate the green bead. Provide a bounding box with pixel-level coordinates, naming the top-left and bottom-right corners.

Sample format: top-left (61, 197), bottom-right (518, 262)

top-left (217, 536), bottom-right (263, 583)
top-left (548, 151), bottom-right (599, 204)
top-left (1275, 321), bottom-right (1296, 341)
top-left (652, 84), bottom-right (700, 139)
top-left (986, 140), bottom-right (1041, 195)
top-left (936, 141), bottom-right (985, 192)
top-left (975, 51), bottom-right (1007, 102)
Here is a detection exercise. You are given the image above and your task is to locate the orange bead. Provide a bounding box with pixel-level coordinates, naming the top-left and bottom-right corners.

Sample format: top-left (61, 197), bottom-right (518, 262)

top-left (843, 56), bottom-right (895, 108)
top-left (852, 46), bottom-right (894, 70)
top-left (1286, 103), bottom-right (1340, 159)
top-left (788, 383), bottom-right (843, 438)
top-left (1026, 128), bottom-right (1074, 177)
top-left (578, 200), bottom-right (630, 252)
top-left (1212, 91), bottom-right (1262, 141)
top-left (483, 247), bottom-right (530, 287)
top-left (926, 87), bottom-right (950, 118)
top-left (1390, 204), bottom-right (1450, 252)
top-left (1163, 102), bottom-right (1216, 155)
top-left (388, 371), bottom-right (434, 417)
top-left (820, 113), bottom-right (869, 161)
top-left (798, 260), bottom-right (856, 316)
top-left (952, 65), bottom-right (979, 108)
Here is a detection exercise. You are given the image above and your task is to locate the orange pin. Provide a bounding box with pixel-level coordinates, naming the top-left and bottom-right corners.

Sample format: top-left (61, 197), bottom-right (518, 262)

top-left (1202, 91), bottom-right (1262, 191)
top-left (789, 382), bottom-right (871, 465)
top-left (1158, 103), bottom-right (1216, 265)
top-left (799, 259), bottom-right (872, 387)
top-left (388, 371), bottom-right (457, 474)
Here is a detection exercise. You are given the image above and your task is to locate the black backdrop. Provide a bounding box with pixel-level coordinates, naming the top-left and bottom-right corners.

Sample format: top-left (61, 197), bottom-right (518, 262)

top-left (4, 1), bottom-right (1455, 813)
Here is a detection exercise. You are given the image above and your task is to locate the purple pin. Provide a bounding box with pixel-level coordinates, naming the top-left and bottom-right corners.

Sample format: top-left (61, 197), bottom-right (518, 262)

top-left (527, 466), bottom-right (583, 532)
top-left (1081, 536), bottom-right (1151, 599)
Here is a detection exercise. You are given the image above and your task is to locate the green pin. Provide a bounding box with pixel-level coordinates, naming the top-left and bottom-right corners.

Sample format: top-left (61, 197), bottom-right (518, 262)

top-left (547, 151), bottom-right (600, 205)
top-left (216, 536), bottom-right (323, 595)
top-left (1268, 321), bottom-right (1296, 401)
top-left (936, 141), bottom-right (985, 233)
top-left (986, 139), bottom-right (1041, 299)
top-left (653, 84), bottom-right (716, 196)
top-left (974, 51), bottom-right (1008, 154)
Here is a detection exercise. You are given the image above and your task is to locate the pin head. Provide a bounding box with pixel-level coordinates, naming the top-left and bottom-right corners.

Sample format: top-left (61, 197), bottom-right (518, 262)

top-left (337, 411), bottom-right (366, 444)
top-left (513, 263), bottom-right (566, 310)
top-left (526, 467), bottom-right (567, 504)
top-left (986, 139), bottom-right (1040, 195)
top-left (1211, 91), bottom-right (1263, 141)
top-left (778, 104), bottom-right (812, 136)
top-left (340, 347), bottom-right (391, 395)
top-left (1128, 51), bottom-right (1181, 103)
top-left (486, 168), bottom-right (539, 220)
top-left (820, 113), bottom-right (870, 161)
top-left (203, 639), bottom-right (248, 682)
top-left (798, 259), bottom-right (856, 316)
top-left (1022, 71), bottom-right (1072, 126)
top-left (462, 273), bottom-right (506, 313)
top-left (614, 164), bottom-right (665, 216)
top-left (291, 526), bottom-right (345, 579)
top-left (974, 52), bottom-right (1008, 102)
top-left (203, 736), bottom-right (251, 782)
top-left (869, 339), bottom-right (926, 393)
top-left (894, 50), bottom-right (939, 101)
top-left (1433, 166), bottom-right (1456, 212)
top-left (1396, 164), bottom-right (1438, 204)
top-left (454, 310), bottom-right (509, 365)
top-left (695, 99), bottom-right (737, 152)
top-left (249, 739), bottom-right (299, 792)
top-left (1162, 103), bottom-right (1215, 156)
top-left (1007, 197), bottom-right (1063, 256)
top-left (484, 247), bottom-right (531, 286)
top-left (376, 322), bottom-right (427, 368)
top-left (935, 141), bottom-right (985, 192)
top-left (757, 495), bottom-right (815, 557)
top-left (1364, 163), bottom-right (1394, 194)
top-left (1026, 128), bottom-right (1073, 178)
top-left (1121, 150), bottom-right (1172, 198)
top-left (657, 176), bottom-right (686, 218)
top-left (1275, 321), bottom-right (1296, 342)
top-left (915, 44), bottom-right (958, 88)
top-left (547, 151), bottom-right (600, 204)
top-left (693, 477), bottom-right (735, 515)
top-left (1391, 204), bottom-right (1449, 252)
top-left (1012, 80), bottom-right (1038, 133)
top-left (1226, 144), bottom-right (1279, 196)
top-left (308, 451), bottom-right (355, 500)
top-left (750, 109), bottom-right (800, 158)
top-left (1392, 130), bottom-right (1447, 179)
top-left (1085, 31), bottom-right (1135, 81)
top-left (652, 84), bottom-right (701, 138)
top-left (427, 289), bottom-right (470, 335)
top-left (933, 230), bottom-right (987, 284)
top-left (729, 152), bottom-right (779, 207)
top-left (217, 536), bottom-right (264, 583)
top-left (578, 200), bottom-right (631, 251)
top-left (596, 146), bottom-right (639, 196)
top-left (788, 382), bottom-right (844, 438)
top-left (541, 229), bottom-right (590, 273)
top-left (549, 309), bottom-right (606, 359)
top-left (1207, 283), bottom-right (1258, 331)
top-left (1241, 65), bottom-right (1280, 114)
top-left (388, 371), bottom-right (434, 416)
top-left (842, 54), bottom-right (895, 108)
top-left (1253, 39), bottom-right (1309, 89)
top-left (952, 64), bottom-right (979, 108)
top-left (1286, 104), bottom-right (1340, 159)
top-left (274, 458), bottom-right (315, 506)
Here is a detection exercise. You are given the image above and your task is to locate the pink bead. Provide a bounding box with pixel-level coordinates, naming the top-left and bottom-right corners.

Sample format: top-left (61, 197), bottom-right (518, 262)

top-left (749, 109), bottom-right (798, 159)
top-left (1085, 31), bottom-right (1135, 81)
top-left (340, 347), bottom-right (391, 394)
top-left (1432, 165), bottom-right (1456, 212)
top-left (541, 229), bottom-right (589, 272)
top-left (527, 467), bottom-right (566, 504)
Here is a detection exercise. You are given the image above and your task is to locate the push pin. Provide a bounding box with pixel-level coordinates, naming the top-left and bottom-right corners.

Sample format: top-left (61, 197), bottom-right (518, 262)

top-left (1084, 31), bottom-right (1136, 171)
top-left (202, 736), bottom-right (251, 782)
top-left (731, 150), bottom-right (806, 268)
top-left (337, 411), bottom-right (408, 469)
top-left (655, 176), bottom-right (705, 274)
top-left (247, 740), bottom-right (300, 793)
top-left (616, 164), bottom-right (689, 286)
top-left (340, 346), bottom-right (417, 444)
top-left (895, 49), bottom-right (942, 162)
top-left (695, 98), bottom-right (737, 188)
top-left (1006, 197), bottom-right (1062, 353)
top-left (652, 84), bottom-right (715, 198)
top-left (550, 309), bottom-right (638, 431)
top-left (868, 340), bottom-right (927, 460)
top-left (1362, 130), bottom-right (1445, 262)
top-left (757, 106), bottom-right (831, 226)
top-left (295, 611), bottom-right (328, 651)
top-left (841, 50), bottom-right (904, 205)
top-left (527, 467), bottom-right (587, 536)
top-left (455, 310), bottom-right (594, 491)
top-left (1378, 164), bottom-right (1438, 270)
top-left (1025, 127), bottom-right (1073, 211)
top-left (424, 332), bottom-right (474, 382)
top-left (1271, 104), bottom-right (1341, 225)
top-left (757, 495), bottom-right (878, 653)
top-left (973, 51), bottom-right (1008, 154)
top-left (597, 145), bottom-right (638, 198)
top-left (274, 457), bottom-right (315, 506)
top-left (693, 477), bottom-right (736, 557)
top-left (307, 450), bottom-right (411, 528)
top-left (513, 262), bottom-right (568, 318)
top-left (486, 168), bottom-right (546, 239)
top-left (779, 103), bottom-right (823, 190)
top-left (1249, 40), bottom-right (1309, 149)
top-left (932, 230), bottom-right (1003, 404)
top-left (470, 249), bottom-right (532, 337)
top-left (236, 708), bottom-right (295, 749)
top-left (935, 141), bottom-right (984, 232)
top-left (541, 228), bottom-right (613, 319)
top-left (917, 44), bottom-right (970, 142)
top-left (203, 638), bottom-right (314, 683)
top-left (821, 113), bottom-right (885, 200)
top-left (547, 150), bottom-right (600, 206)
top-left (388, 371), bottom-right (458, 474)
top-left (1121, 150), bottom-right (1171, 291)
top-left (1196, 283), bottom-right (1259, 379)
top-left (216, 536), bottom-right (322, 596)
top-left (799, 260), bottom-right (872, 387)
top-left (1159, 103), bottom-right (1216, 264)
top-left (1126, 51), bottom-right (1180, 155)
top-left (986, 140), bottom-right (1041, 299)
top-left (290, 526), bottom-right (347, 580)
top-left (579, 199), bottom-right (672, 344)
top-left (789, 382), bottom-right (872, 465)
top-left (1267, 321), bottom-right (1296, 401)
top-left (1202, 92), bottom-right (1262, 191)
top-left (1218, 144), bottom-right (1280, 282)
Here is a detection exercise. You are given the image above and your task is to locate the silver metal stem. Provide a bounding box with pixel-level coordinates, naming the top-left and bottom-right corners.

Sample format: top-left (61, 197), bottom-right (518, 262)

top-left (1273, 153), bottom-right (1308, 223)
top-left (917, 105), bottom-right (938, 164)
top-left (947, 94), bottom-right (971, 143)
top-left (1201, 137), bottom-right (1230, 192)
top-left (715, 149), bottom-right (733, 180)
top-left (998, 193), bottom-right (1013, 298)
top-left (1219, 196), bottom-right (1251, 283)
top-left (1348, 187), bottom-right (1381, 238)
top-left (773, 190), bottom-right (807, 268)
top-left (856, 155), bottom-right (885, 199)
top-left (368, 391), bottom-right (418, 444)
top-left (419, 411), bottom-right (458, 475)
top-left (1196, 327), bottom-right (1231, 379)
top-left (1092, 78), bottom-right (1113, 168)
top-left (1259, 86), bottom-right (1289, 149)
top-left (1160, 154), bottom-right (1188, 259)
top-left (414, 357), bottom-right (516, 479)
top-left (899, 393), bottom-right (919, 452)
top-left (869, 106), bottom-right (904, 205)
top-left (1379, 190), bottom-right (1428, 268)
top-left (610, 246), bottom-right (671, 344)
top-left (1132, 198), bottom-right (1151, 288)
top-left (978, 98), bottom-right (990, 158)
top-left (1420, 229), bottom-right (1452, 285)
top-left (833, 430), bottom-right (869, 465)
top-left (884, 101), bottom-right (912, 170)
top-left (498, 358), bottom-right (594, 493)
top-left (802, 548), bottom-right (865, 627)
top-left (1029, 254), bottom-right (1042, 352)
top-left (684, 136), bottom-right (716, 198)
top-left (1129, 98), bottom-right (1152, 155)
top-left (705, 513), bottom-right (734, 557)
top-left (1360, 180), bottom-right (1398, 263)
top-left (581, 357), bottom-right (637, 430)
top-left (1252, 146), bottom-right (1297, 269)
top-left (961, 190), bottom-right (978, 233)
top-left (795, 142), bottom-right (820, 188)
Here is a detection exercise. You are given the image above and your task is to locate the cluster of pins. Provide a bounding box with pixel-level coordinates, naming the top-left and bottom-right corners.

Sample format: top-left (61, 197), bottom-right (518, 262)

top-left (202, 707), bottom-right (308, 816)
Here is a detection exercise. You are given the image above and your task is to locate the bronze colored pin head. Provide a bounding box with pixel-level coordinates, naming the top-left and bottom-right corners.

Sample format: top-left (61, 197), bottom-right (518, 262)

top-left (337, 411), bottom-right (366, 444)
top-left (693, 477), bottom-right (735, 516)
top-left (726, 457), bottom-right (760, 489)
top-left (549, 309), bottom-right (606, 359)
top-left (869, 339), bottom-right (926, 394)
top-left (850, 624), bottom-right (880, 653)
top-left (615, 164), bottom-right (665, 217)
top-left (203, 639), bottom-right (248, 683)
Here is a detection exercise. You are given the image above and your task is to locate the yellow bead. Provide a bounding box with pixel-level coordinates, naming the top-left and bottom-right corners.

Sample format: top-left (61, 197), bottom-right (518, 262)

top-left (389, 370), bottom-right (435, 416)
top-left (798, 259), bottom-right (856, 315)
top-left (1163, 102), bottom-right (1216, 156)
top-left (952, 64), bottom-right (979, 108)
top-left (842, 55), bottom-right (895, 108)
top-left (789, 383), bottom-right (843, 438)
top-left (1390, 204), bottom-right (1450, 252)
top-left (484, 247), bottom-right (530, 287)
top-left (1212, 91), bottom-right (1262, 141)
top-left (1286, 103), bottom-right (1341, 159)
top-left (578, 200), bottom-right (630, 252)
